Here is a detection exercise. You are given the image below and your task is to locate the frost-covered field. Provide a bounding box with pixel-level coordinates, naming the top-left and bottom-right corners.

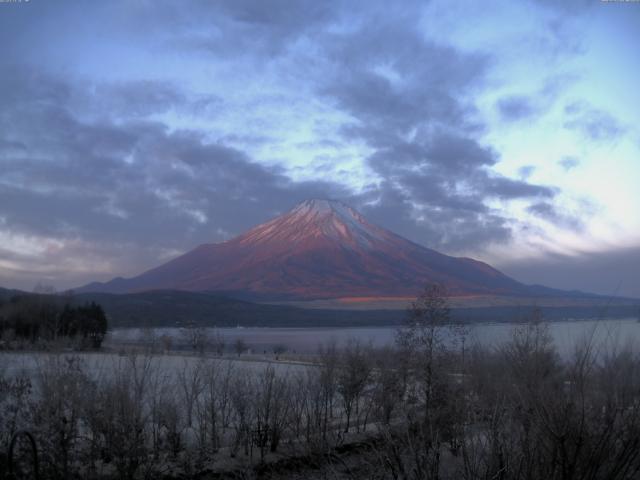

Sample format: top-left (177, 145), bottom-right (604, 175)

top-left (0, 351), bottom-right (310, 382)
top-left (4, 320), bottom-right (640, 479)
top-left (0, 349), bottom-right (340, 478)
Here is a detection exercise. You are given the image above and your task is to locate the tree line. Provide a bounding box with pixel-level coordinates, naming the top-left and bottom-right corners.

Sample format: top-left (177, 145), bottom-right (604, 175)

top-left (0, 292), bottom-right (108, 349)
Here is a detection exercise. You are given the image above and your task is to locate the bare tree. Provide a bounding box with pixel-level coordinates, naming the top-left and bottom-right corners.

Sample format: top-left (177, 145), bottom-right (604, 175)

top-left (317, 341), bottom-right (339, 444)
top-left (371, 346), bottom-right (405, 425)
top-left (288, 371), bottom-right (309, 440)
top-left (194, 360), bottom-right (234, 457)
top-left (0, 372), bottom-right (32, 460)
top-left (337, 339), bottom-right (372, 433)
top-left (272, 344), bottom-right (287, 360)
top-left (211, 330), bottom-right (226, 357)
top-left (374, 284), bottom-right (457, 479)
top-left (177, 359), bottom-right (204, 428)
top-left (229, 370), bottom-right (254, 458)
top-left (32, 355), bottom-right (93, 479)
top-left (159, 333), bottom-right (173, 353)
top-left (157, 394), bottom-right (185, 459)
top-left (396, 284), bottom-right (451, 413)
top-left (138, 327), bottom-right (158, 353)
top-left (253, 365), bottom-right (292, 460)
top-left (234, 338), bottom-right (248, 357)
top-left (181, 322), bottom-right (209, 355)
top-left (91, 354), bottom-right (155, 480)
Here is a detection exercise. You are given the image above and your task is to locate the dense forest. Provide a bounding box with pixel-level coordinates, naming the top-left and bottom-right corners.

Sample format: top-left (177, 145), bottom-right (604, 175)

top-left (0, 293), bottom-right (108, 349)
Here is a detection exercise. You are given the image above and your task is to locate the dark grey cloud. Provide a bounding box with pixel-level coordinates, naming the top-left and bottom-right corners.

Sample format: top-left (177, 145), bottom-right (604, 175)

top-left (558, 156), bottom-right (580, 171)
top-left (500, 246), bottom-right (640, 299)
top-left (496, 73), bottom-right (579, 123)
top-left (0, 68), bottom-right (350, 288)
top-left (518, 165), bottom-right (536, 179)
top-left (0, 117), bottom-right (345, 245)
top-left (348, 135), bottom-right (556, 252)
top-left (133, 0), bottom-right (341, 61)
top-left (356, 181), bottom-right (514, 252)
top-left (0, 65), bottom-right (217, 125)
top-left (310, 19), bottom-right (557, 251)
top-left (497, 96), bottom-right (539, 122)
top-left (89, 81), bottom-right (190, 118)
top-left (323, 20), bottom-right (488, 134)
top-left (526, 202), bottom-right (583, 230)
top-left (0, 0), bottom-right (336, 67)
top-left (215, 0), bottom-right (334, 35)
top-left (564, 101), bottom-right (626, 142)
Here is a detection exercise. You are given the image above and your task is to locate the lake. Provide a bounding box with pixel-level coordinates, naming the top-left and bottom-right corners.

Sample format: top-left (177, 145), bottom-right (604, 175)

top-left (107, 317), bottom-right (640, 357)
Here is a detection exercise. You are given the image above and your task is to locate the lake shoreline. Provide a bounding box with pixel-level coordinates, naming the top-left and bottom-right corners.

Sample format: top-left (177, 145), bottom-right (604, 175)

top-left (104, 317), bottom-right (640, 357)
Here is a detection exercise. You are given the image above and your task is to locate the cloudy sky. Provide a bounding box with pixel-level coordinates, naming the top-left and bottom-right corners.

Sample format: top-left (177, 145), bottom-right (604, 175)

top-left (0, 0), bottom-right (639, 297)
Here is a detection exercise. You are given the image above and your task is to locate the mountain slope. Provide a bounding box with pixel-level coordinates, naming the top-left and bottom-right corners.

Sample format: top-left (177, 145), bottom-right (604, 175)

top-left (79, 199), bottom-right (537, 299)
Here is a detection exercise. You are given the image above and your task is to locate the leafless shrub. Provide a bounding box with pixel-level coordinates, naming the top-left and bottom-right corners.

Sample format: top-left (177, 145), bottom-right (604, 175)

top-left (194, 360), bottom-right (234, 459)
top-left (257, 365), bottom-right (291, 457)
top-left (234, 338), bottom-right (248, 356)
top-left (337, 339), bottom-right (372, 433)
top-left (0, 370), bottom-right (33, 472)
top-left (87, 355), bottom-right (156, 480)
top-left (159, 334), bottom-right (173, 353)
top-left (31, 355), bottom-right (93, 479)
top-left (229, 369), bottom-right (254, 458)
top-left (181, 323), bottom-right (209, 355)
top-left (211, 330), bottom-right (226, 357)
top-left (370, 346), bottom-right (405, 425)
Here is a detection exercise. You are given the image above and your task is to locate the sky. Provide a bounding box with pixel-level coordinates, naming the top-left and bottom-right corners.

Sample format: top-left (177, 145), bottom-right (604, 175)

top-left (0, 0), bottom-right (639, 297)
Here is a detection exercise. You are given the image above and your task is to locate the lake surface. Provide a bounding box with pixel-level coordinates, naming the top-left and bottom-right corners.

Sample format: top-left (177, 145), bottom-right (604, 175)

top-left (107, 318), bottom-right (640, 357)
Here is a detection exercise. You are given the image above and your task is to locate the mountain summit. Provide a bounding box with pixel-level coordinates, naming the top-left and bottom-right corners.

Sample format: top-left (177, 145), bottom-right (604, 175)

top-left (235, 199), bottom-right (400, 252)
top-left (80, 199), bottom-right (531, 299)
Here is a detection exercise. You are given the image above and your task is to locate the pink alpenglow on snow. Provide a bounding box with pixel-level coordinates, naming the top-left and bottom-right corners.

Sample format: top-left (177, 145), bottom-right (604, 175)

top-left (78, 199), bottom-right (534, 299)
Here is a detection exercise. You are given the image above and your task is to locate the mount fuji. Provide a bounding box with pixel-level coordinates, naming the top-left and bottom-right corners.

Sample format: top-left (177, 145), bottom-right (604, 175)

top-left (78, 199), bottom-right (556, 300)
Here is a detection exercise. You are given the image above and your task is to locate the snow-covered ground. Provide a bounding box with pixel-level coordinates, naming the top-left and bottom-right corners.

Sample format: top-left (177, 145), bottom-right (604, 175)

top-left (0, 350), bottom-right (310, 381)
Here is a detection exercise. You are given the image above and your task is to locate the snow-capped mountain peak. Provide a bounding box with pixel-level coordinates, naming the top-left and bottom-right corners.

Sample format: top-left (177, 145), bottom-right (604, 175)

top-left (236, 199), bottom-right (390, 249)
top-left (78, 198), bottom-right (528, 299)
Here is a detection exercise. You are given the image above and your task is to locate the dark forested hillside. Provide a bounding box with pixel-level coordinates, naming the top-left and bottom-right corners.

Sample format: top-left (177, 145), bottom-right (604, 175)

top-left (75, 289), bottom-right (639, 327)
top-left (1, 287), bottom-right (637, 329)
